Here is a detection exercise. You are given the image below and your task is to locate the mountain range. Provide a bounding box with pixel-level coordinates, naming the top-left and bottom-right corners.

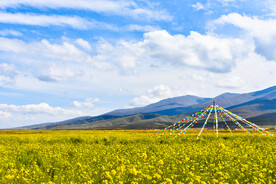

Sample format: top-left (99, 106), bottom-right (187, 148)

top-left (18, 86), bottom-right (276, 130)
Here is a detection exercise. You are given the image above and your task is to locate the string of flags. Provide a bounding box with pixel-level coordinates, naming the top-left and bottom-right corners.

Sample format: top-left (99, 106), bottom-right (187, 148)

top-left (154, 102), bottom-right (274, 138)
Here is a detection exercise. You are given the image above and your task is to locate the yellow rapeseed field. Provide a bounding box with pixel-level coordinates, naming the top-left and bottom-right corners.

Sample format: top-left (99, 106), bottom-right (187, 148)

top-left (0, 130), bottom-right (275, 183)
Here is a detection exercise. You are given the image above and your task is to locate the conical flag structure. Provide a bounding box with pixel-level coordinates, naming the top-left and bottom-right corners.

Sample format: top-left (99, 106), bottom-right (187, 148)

top-left (154, 102), bottom-right (274, 138)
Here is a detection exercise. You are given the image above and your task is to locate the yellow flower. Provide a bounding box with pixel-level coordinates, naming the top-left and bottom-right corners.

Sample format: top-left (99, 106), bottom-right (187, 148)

top-left (111, 169), bottom-right (116, 175)
top-left (158, 160), bottom-right (164, 165)
top-left (130, 167), bottom-right (138, 175)
top-left (153, 173), bottom-right (161, 179)
top-left (219, 143), bottom-right (226, 149)
top-left (165, 178), bottom-right (173, 184)
top-left (212, 179), bottom-right (219, 183)
top-left (102, 180), bottom-right (109, 184)
top-left (104, 171), bottom-right (112, 180)
top-left (5, 174), bottom-right (14, 180)
top-left (144, 174), bottom-right (152, 180)
top-left (141, 152), bottom-right (147, 159)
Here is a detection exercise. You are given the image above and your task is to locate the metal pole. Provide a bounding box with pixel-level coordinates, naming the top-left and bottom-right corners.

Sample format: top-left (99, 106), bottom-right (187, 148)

top-left (214, 102), bottom-right (218, 137)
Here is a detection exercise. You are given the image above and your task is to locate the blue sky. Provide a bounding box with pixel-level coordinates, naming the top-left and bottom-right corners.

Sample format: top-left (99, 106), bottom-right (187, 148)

top-left (0, 0), bottom-right (276, 128)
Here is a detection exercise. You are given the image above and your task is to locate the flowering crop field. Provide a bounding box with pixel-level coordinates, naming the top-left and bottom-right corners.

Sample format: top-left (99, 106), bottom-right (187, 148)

top-left (0, 130), bottom-right (275, 184)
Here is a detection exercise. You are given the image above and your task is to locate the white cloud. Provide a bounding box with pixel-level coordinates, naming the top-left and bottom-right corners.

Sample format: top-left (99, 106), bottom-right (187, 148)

top-left (0, 29), bottom-right (254, 90)
top-left (0, 110), bottom-right (11, 118)
top-left (191, 73), bottom-right (205, 82)
top-left (1, 30), bottom-right (253, 80)
top-left (143, 30), bottom-right (251, 72)
top-left (0, 37), bottom-right (91, 63)
top-left (215, 51), bottom-right (276, 93)
top-left (0, 37), bottom-right (107, 84)
top-left (217, 0), bottom-right (237, 6)
top-left (0, 29), bottom-right (22, 36)
top-left (0, 0), bottom-right (172, 21)
top-left (0, 103), bottom-right (81, 115)
top-left (76, 39), bottom-right (92, 51)
top-left (0, 12), bottom-right (117, 30)
top-left (0, 12), bottom-right (90, 29)
top-left (0, 63), bottom-right (17, 86)
top-left (92, 39), bottom-right (141, 73)
top-left (266, 0), bottom-right (276, 16)
top-left (130, 84), bottom-right (182, 106)
top-left (213, 13), bottom-right (276, 39)
top-left (216, 76), bottom-right (244, 88)
top-left (212, 13), bottom-right (276, 60)
top-left (0, 37), bottom-right (95, 84)
top-left (38, 39), bottom-right (90, 62)
top-left (0, 28), bottom-right (274, 116)
top-left (0, 37), bottom-right (26, 53)
top-left (93, 30), bottom-right (252, 73)
top-left (218, 0), bottom-right (236, 3)
top-left (0, 102), bottom-right (89, 128)
top-left (72, 98), bottom-right (99, 108)
top-left (126, 24), bottom-right (160, 32)
top-left (37, 63), bottom-right (77, 82)
top-left (192, 2), bottom-right (204, 10)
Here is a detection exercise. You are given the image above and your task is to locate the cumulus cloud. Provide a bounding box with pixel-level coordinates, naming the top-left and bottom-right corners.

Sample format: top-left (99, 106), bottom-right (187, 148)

top-left (0, 28), bottom-right (258, 95)
top-left (0, 0), bottom-right (172, 21)
top-left (1, 30), bottom-right (253, 79)
top-left (72, 98), bottom-right (99, 108)
top-left (212, 13), bottom-right (276, 61)
top-left (93, 30), bottom-right (252, 73)
top-left (143, 30), bottom-right (251, 72)
top-left (130, 84), bottom-right (182, 106)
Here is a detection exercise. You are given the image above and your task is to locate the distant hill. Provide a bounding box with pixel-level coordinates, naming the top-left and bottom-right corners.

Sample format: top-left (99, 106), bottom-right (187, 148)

top-left (228, 97), bottom-right (276, 118)
top-left (20, 115), bottom-right (121, 130)
top-left (106, 95), bottom-right (211, 116)
top-left (19, 116), bottom-right (93, 129)
top-left (248, 112), bottom-right (276, 126)
top-left (143, 86), bottom-right (276, 116)
top-left (16, 86), bottom-right (276, 130)
top-left (23, 113), bottom-right (171, 130)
